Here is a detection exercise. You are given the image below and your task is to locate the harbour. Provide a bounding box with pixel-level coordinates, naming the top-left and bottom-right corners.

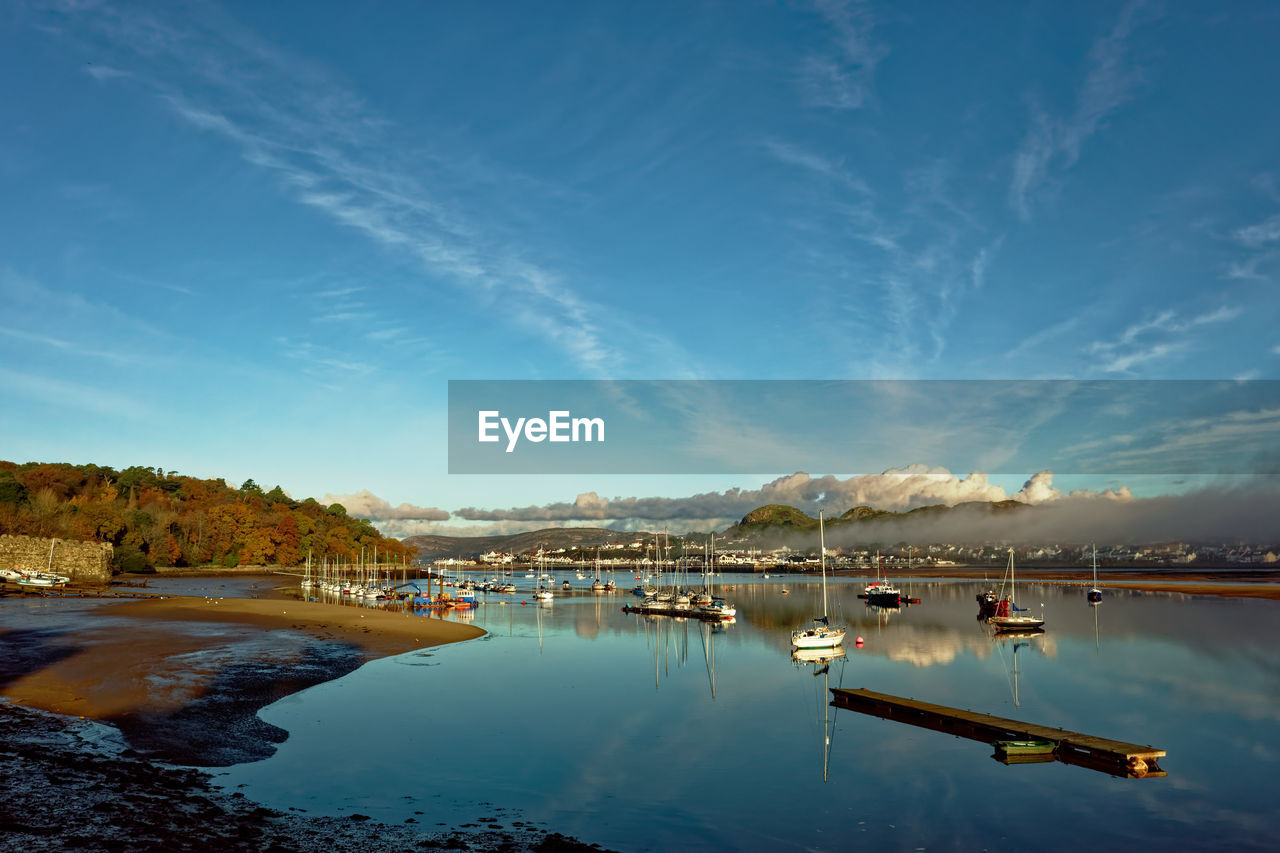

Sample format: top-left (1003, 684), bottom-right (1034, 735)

top-left (6, 569), bottom-right (1270, 851)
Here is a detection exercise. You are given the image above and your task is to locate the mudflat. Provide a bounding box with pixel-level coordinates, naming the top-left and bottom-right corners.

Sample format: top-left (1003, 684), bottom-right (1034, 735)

top-left (0, 595), bottom-right (483, 765)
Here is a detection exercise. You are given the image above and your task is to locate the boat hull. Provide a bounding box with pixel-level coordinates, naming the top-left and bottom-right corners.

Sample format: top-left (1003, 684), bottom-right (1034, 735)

top-left (989, 616), bottom-right (1045, 631)
top-left (791, 628), bottom-right (846, 649)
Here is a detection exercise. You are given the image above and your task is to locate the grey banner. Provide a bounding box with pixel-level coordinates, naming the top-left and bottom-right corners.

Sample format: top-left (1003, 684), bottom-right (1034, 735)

top-left (447, 379), bottom-right (1280, 475)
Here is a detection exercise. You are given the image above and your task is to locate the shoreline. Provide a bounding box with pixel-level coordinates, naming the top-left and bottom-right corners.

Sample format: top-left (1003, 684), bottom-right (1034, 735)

top-left (0, 595), bottom-right (484, 763)
top-left (0, 591), bottom-right (614, 850)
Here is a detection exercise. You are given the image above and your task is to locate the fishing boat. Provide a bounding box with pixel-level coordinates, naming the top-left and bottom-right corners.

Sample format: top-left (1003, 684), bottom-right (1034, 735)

top-left (989, 549), bottom-right (1045, 631)
top-left (864, 552), bottom-right (903, 607)
top-left (860, 550), bottom-right (902, 606)
top-left (791, 512), bottom-right (846, 649)
top-left (1087, 544), bottom-right (1103, 604)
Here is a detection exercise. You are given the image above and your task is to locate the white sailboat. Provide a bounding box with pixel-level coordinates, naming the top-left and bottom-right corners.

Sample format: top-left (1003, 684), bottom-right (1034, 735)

top-left (988, 548), bottom-right (1045, 631)
top-left (1087, 543), bottom-right (1103, 604)
top-left (791, 512), bottom-right (846, 649)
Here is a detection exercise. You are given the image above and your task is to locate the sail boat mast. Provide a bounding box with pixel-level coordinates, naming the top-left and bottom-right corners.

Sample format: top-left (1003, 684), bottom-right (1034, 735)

top-left (819, 511), bottom-right (828, 617)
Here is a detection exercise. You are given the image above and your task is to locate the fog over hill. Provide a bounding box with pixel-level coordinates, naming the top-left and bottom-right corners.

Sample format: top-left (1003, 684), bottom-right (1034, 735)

top-left (343, 468), bottom-right (1280, 547)
top-left (400, 482), bottom-right (1280, 559)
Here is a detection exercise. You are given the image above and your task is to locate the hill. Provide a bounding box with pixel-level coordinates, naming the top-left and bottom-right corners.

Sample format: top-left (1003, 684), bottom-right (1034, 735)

top-left (721, 499), bottom-right (1034, 546)
top-left (0, 461), bottom-right (411, 573)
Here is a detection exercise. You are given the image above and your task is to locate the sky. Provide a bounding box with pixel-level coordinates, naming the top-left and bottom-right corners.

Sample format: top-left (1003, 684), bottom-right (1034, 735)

top-left (2, 1), bottom-right (1279, 538)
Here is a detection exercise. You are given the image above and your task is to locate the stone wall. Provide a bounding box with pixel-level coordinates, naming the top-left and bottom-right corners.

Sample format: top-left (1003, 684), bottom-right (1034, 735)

top-left (0, 535), bottom-right (113, 584)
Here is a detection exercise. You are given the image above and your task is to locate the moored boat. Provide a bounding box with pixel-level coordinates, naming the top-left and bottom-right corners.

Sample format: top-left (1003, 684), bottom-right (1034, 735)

top-left (1087, 543), bottom-right (1103, 604)
top-left (791, 512), bottom-right (845, 649)
top-left (988, 549), bottom-right (1045, 631)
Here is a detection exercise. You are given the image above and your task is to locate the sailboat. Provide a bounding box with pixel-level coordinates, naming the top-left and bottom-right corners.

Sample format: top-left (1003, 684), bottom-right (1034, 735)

top-left (533, 551), bottom-right (554, 601)
top-left (591, 549), bottom-right (606, 592)
top-left (791, 512), bottom-right (846, 649)
top-left (988, 548), bottom-right (1045, 631)
top-left (1087, 544), bottom-right (1103, 604)
top-left (700, 534), bottom-right (737, 619)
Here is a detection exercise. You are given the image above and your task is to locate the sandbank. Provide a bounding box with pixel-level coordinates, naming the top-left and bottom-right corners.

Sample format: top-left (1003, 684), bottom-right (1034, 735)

top-left (0, 595), bottom-right (483, 765)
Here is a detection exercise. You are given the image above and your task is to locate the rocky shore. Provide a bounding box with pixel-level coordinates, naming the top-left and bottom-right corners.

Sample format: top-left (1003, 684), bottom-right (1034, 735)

top-left (0, 701), bottom-right (609, 852)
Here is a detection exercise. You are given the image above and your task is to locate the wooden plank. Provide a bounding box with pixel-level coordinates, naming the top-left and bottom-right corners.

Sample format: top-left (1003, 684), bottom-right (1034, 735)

top-left (830, 687), bottom-right (1166, 777)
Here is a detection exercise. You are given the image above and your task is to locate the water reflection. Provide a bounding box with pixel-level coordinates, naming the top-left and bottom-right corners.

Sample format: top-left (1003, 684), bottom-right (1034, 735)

top-left (154, 572), bottom-right (1280, 851)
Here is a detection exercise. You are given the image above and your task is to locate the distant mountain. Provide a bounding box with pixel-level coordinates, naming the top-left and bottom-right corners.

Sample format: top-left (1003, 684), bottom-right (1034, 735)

top-left (402, 527), bottom-right (650, 560)
top-left (721, 500), bottom-right (1033, 545)
top-left (404, 500), bottom-right (1038, 559)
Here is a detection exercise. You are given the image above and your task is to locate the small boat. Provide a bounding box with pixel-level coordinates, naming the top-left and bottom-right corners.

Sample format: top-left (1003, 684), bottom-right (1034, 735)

top-left (993, 739), bottom-right (1056, 756)
top-left (862, 551), bottom-right (902, 606)
top-left (988, 549), bottom-right (1045, 631)
top-left (791, 512), bottom-right (846, 649)
top-left (1087, 543), bottom-right (1103, 604)
top-left (15, 572), bottom-right (69, 588)
top-left (700, 598), bottom-right (737, 619)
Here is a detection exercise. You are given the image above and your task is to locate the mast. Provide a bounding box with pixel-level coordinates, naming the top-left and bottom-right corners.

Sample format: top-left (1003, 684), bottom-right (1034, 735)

top-left (819, 511), bottom-right (828, 617)
top-left (1008, 548), bottom-right (1015, 606)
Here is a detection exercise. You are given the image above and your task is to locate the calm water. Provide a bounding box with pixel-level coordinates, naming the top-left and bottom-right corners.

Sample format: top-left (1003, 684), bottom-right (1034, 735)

top-left (41, 573), bottom-right (1280, 850)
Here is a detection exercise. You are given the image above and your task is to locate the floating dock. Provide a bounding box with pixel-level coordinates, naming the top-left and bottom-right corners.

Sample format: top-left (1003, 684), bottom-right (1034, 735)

top-left (830, 687), bottom-right (1166, 778)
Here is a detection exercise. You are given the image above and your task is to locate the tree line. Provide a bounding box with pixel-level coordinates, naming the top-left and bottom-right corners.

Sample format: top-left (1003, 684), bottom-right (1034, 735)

top-left (0, 461), bottom-right (415, 573)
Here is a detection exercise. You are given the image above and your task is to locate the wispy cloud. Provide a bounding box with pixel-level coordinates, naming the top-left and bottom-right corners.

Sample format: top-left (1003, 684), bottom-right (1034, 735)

top-left (970, 236), bottom-right (1003, 291)
top-left (1225, 251), bottom-right (1278, 282)
top-left (0, 366), bottom-right (151, 419)
top-left (84, 63), bottom-right (130, 81)
top-left (0, 325), bottom-right (132, 363)
top-left (799, 0), bottom-right (887, 111)
top-left (761, 139), bottom-right (871, 196)
top-left (1086, 304), bottom-right (1240, 374)
top-left (1003, 316), bottom-right (1082, 362)
top-left (1009, 0), bottom-right (1158, 220)
top-left (765, 145), bottom-right (989, 374)
top-left (53, 3), bottom-right (682, 376)
top-left (1233, 213), bottom-right (1280, 248)
top-left (1225, 210), bottom-right (1280, 282)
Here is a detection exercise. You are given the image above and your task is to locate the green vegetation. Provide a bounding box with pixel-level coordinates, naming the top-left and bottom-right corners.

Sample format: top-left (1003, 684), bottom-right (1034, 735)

top-left (0, 461), bottom-right (414, 573)
top-left (737, 504), bottom-right (821, 530)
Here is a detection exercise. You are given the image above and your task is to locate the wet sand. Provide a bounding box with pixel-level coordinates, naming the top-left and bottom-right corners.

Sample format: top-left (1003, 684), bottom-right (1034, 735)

top-left (1, 594), bottom-right (610, 850)
top-left (1, 595), bottom-right (484, 765)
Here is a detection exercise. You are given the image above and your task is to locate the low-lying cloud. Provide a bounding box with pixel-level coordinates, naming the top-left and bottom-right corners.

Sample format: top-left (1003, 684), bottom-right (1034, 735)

top-left (342, 467), bottom-right (1280, 545)
top-left (322, 489), bottom-right (450, 522)
top-left (452, 466), bottom-right (1124, 524)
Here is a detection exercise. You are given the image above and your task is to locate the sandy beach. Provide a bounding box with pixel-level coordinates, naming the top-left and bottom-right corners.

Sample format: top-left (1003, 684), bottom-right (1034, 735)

top-left (0, 592), bottom-right (613, 850)
top-left (1, 592), bottom-right (486, 770)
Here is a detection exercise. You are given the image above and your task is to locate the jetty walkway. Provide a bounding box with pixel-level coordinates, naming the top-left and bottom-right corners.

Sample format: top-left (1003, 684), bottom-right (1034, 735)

top-left (831, 687), bottom-right (1166, 778)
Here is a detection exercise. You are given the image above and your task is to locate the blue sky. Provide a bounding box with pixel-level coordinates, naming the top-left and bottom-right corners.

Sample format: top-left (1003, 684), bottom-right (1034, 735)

top-left (2, 1), bottom-right (1279, 536)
